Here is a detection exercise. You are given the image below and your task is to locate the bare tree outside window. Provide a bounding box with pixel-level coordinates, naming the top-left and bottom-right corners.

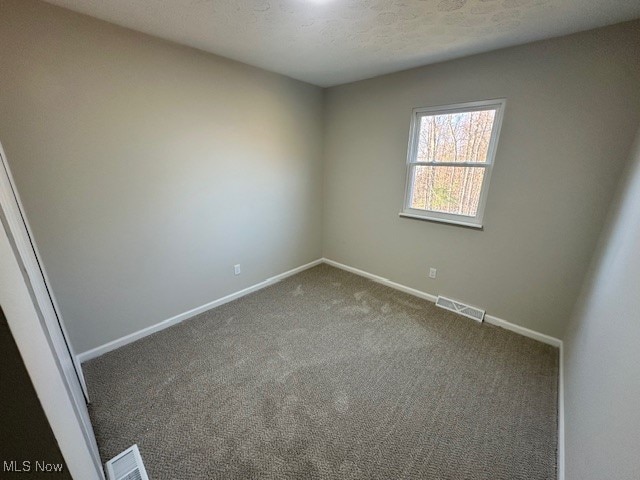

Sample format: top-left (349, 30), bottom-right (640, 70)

top-left (402, 100), bottom-right (505, 227)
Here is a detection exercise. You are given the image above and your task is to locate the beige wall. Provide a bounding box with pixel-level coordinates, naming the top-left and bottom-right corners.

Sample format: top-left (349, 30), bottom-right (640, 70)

top-left (322, 22), bottom-right (640, 338)
top-left (0, 0), bottom-right (324, 353)
top-left (1, 0), bottom-right (639, 354)
top-left (563, 126), bottom-right (640, 479)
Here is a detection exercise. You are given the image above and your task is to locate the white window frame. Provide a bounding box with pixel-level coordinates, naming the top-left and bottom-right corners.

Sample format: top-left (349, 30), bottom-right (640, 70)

top-left (400, 98), bottom-right (506, 229)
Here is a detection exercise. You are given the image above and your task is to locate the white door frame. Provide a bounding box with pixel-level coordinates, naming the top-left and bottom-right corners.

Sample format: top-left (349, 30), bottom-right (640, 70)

top-left (0, 144), bottom-right (89, 400)
top-left (0, 141), bottom-right (104, 478)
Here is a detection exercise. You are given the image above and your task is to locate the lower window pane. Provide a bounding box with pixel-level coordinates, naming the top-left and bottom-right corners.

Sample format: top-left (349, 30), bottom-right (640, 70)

top-left (410, 165), bottom-right (485, 217)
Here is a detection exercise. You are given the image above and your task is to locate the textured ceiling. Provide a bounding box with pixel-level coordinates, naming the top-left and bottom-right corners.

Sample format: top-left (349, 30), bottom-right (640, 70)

top-left (42, 0), bottom-right (640, 86)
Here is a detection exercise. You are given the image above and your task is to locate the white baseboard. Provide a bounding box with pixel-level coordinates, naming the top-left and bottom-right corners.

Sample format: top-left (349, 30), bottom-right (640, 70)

top-left (322, 257), bottom-right (562, 348)
top-left (322, 258), bottom-right (438, 304)
top-left (322, 257), bottom-right (564, 479)
top-left (76, 255), bottom-right (565, 480)
top-left (76, 258), bottom-right (323, 363)
top-left (483, 314), bottom-right (562, 348)
top-left (557, 342), bottom-right (565, 480)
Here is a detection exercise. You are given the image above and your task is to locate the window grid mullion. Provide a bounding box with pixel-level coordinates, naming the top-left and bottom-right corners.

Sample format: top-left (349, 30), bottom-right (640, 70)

top-left (402, 99), bottom-right (506, 227)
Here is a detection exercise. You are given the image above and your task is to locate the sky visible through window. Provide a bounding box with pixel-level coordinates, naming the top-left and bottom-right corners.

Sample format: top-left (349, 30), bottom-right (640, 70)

top-left (410, 109), bottom-right (496, 217)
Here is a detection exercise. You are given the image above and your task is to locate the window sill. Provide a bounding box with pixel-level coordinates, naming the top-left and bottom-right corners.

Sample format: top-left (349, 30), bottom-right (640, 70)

top-left (398, 212), bottom-right (483, 230)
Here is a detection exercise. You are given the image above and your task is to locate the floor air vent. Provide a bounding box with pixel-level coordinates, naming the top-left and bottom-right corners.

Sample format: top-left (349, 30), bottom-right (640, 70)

top-left (105, 445), bottom-right (149, 480)
top-left (436, 296), bottom-right (485, 323)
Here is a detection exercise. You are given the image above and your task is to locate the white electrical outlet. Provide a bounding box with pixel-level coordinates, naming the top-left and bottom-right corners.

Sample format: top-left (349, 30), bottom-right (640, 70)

top-left (234, 264), bottom-right (241, 275)
top-left (429, 267), bottom-right (437, 279)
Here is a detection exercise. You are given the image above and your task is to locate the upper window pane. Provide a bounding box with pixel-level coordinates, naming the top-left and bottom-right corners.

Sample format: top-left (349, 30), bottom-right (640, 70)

top-left (416, 109), bottom-right (496, 163)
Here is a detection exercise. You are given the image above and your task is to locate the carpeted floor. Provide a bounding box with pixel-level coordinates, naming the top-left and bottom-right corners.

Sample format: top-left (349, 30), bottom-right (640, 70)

top-left (84, 264), bottom-right (558, 479)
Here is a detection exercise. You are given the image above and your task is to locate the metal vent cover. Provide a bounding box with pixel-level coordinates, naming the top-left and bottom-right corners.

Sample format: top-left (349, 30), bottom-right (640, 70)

top-left (105, 445), bottom-right (149, 480)
top-left (436, 295), bottom-right (485, 323)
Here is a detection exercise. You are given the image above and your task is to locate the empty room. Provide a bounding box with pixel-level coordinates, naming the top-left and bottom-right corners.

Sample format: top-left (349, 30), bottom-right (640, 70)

top-left (1, 0), bottom-right (639, 479)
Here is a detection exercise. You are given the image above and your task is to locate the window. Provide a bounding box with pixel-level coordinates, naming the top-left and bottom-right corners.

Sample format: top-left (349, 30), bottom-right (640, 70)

top-left (400, 99), bottom-right (505, 228)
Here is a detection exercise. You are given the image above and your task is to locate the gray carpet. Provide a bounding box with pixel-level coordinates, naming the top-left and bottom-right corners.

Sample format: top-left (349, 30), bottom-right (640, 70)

top-left (84, 264), bottom-right (558, 479)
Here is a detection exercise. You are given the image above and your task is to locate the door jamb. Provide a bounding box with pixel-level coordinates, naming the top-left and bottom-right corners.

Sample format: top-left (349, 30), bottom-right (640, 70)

top-left (0, 141), bottom-right (103, 478)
